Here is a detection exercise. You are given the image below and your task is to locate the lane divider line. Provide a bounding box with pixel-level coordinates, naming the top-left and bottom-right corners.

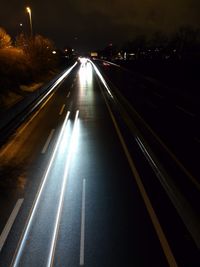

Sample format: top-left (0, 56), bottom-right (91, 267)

top-left (11, 111), bottom-right (70, 267)
top-left (80, 179), bottom-right (86, 266)
top-left (96, 75), bottom-right (178, 267)
top-left (0, 199), bottom-right (24, 252)
top-left (47, 110), bottom-right (79, 267)
top-left (41, 129), bottom-right (55, 154)
top-left (175, 105), bottom-right (195, 117)
top-left (59, 104), bottom-right (66, 116)
top-left (67, 91), bottom-right (71, 98)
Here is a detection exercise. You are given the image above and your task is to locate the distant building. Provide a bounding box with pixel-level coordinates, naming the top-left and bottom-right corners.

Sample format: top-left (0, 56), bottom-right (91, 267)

top-left (90, 52), bottom-right (98, 58)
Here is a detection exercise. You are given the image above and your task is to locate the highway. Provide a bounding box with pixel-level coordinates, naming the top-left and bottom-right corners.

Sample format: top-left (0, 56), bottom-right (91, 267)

top-left (0, 59), bottom-right (199, 266)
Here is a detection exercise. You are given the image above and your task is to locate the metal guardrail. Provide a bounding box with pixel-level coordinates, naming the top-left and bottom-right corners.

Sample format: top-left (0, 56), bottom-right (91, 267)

top-left (0, 63), bottom-right (78, 144)
top-left (93, 62), bottom-right (200, 249)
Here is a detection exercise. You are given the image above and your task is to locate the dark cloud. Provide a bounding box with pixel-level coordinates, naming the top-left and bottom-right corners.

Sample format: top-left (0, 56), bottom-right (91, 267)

top-left (0, 0), bottom-right (200, 51)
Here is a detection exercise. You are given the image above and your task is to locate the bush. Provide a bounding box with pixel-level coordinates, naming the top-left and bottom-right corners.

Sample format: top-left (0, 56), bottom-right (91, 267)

top-left (0, 48), bottom-right (31, 93)
top-left (0, 30), bottom-right (59, 94)
top-left (0, 27), bottom-right (11, 49)
top-left (16, 34), bottom-right (58, 79)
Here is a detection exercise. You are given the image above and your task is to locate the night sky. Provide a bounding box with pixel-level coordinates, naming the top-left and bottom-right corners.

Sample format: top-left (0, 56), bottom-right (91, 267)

top-left (1, 1), bottom-right (200, 52)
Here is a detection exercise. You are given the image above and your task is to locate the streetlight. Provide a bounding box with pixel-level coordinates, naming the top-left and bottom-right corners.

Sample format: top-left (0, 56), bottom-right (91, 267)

top-left (26, 6), bottom-right (33, 37)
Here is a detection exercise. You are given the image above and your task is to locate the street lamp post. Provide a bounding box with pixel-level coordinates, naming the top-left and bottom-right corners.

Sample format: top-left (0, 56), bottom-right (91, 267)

top-left (26, 6), bottom-right (33, 37)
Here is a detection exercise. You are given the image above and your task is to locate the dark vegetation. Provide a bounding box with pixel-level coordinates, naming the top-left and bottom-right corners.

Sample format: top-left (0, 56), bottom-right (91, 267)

top-left (0, 27), bottom-right (60, 95)
top-left (98, 26), bottom-right (200, 98)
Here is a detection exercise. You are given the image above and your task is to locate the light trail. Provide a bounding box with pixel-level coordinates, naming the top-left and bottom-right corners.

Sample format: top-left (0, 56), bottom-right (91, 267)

top-left (47, 110), bottom-right (79, 267)
top-left (11, 111), bottom-right (70, 267)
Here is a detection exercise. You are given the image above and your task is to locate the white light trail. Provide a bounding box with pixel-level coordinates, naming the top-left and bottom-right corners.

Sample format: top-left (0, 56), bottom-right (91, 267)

top-left (11, 111), bottom-right (70, 267)
top-left (88, 59), bottom-right (113, 98)
top-left (47, 110), bottom-right (80, 267)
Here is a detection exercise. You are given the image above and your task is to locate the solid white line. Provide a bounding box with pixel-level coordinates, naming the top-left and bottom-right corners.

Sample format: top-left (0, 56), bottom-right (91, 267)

top-left (105, 99), bottom-right (177, 267)
top-left (0, 199), bottom-right (24, 252)
top-left (47, 110), bottom-right (79, 267)
top-left (96, 73), bottom-right (178, 266)
top-left (41, 129), bottom-right (55, 154)
top-left (67, 91), bottom-right (71, 98)
top-left (11, 111), bottom-right (70, 267)
top-left (59, 104), bottom-right (66, 115)
top-left (80, 179), bottom-right (86, 266)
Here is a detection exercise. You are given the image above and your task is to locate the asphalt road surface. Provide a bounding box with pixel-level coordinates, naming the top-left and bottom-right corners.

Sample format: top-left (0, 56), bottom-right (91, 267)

top-left (0, 59), bottom-right (199, 267)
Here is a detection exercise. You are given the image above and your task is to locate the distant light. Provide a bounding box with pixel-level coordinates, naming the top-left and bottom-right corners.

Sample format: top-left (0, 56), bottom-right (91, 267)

top-left (79, 57), bottom-right (87, 64)
top-left (26, 7), bottom-right (31, 14)
top-left (20, 23), bottom-right (23, 27)
top-left (91, 52), bottom-right (98, 57)
top-left (124, 52), bottom-right (127, 60)
top-left (65, 49), bottom-right (68, 52)
top-left (52, 51), bottom-right (57, 54)
top-left (72, 49), bottom-right (75, 52)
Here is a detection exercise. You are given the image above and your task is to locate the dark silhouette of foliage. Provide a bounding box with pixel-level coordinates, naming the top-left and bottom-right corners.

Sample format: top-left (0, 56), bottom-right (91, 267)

top-left (0, 27), bottom-right (11, 49)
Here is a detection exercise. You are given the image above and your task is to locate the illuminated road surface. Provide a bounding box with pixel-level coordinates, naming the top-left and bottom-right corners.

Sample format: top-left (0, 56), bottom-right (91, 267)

top-left (0, 60), bottom-right (199, 266)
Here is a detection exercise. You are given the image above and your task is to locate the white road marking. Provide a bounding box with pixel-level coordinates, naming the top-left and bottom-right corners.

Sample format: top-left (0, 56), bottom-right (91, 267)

top-left (94, 62), bottom-right (200, 192)
top-left (176, 105), bottom-right (195, 117)
top-left (11, 112), bottom-right (70, 267)
top-left (71, 84), bottom-right (74, 89)
top-left (47, 110), bottom-right (79, 267)
top-left (67, 91), bottom-right (71, 98)
top-left (59, 104), bottom-right (66, 115)
top-left (95, 71), bottom-right (178, 267)
top-left (41, 129), bottom-right (55, 154)
top-left (0, 199), bottom-right (24, 252)
top-left (80, 179), bottom-right (86, 266)
top-left (105, 99), bottom-right (177, 267)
